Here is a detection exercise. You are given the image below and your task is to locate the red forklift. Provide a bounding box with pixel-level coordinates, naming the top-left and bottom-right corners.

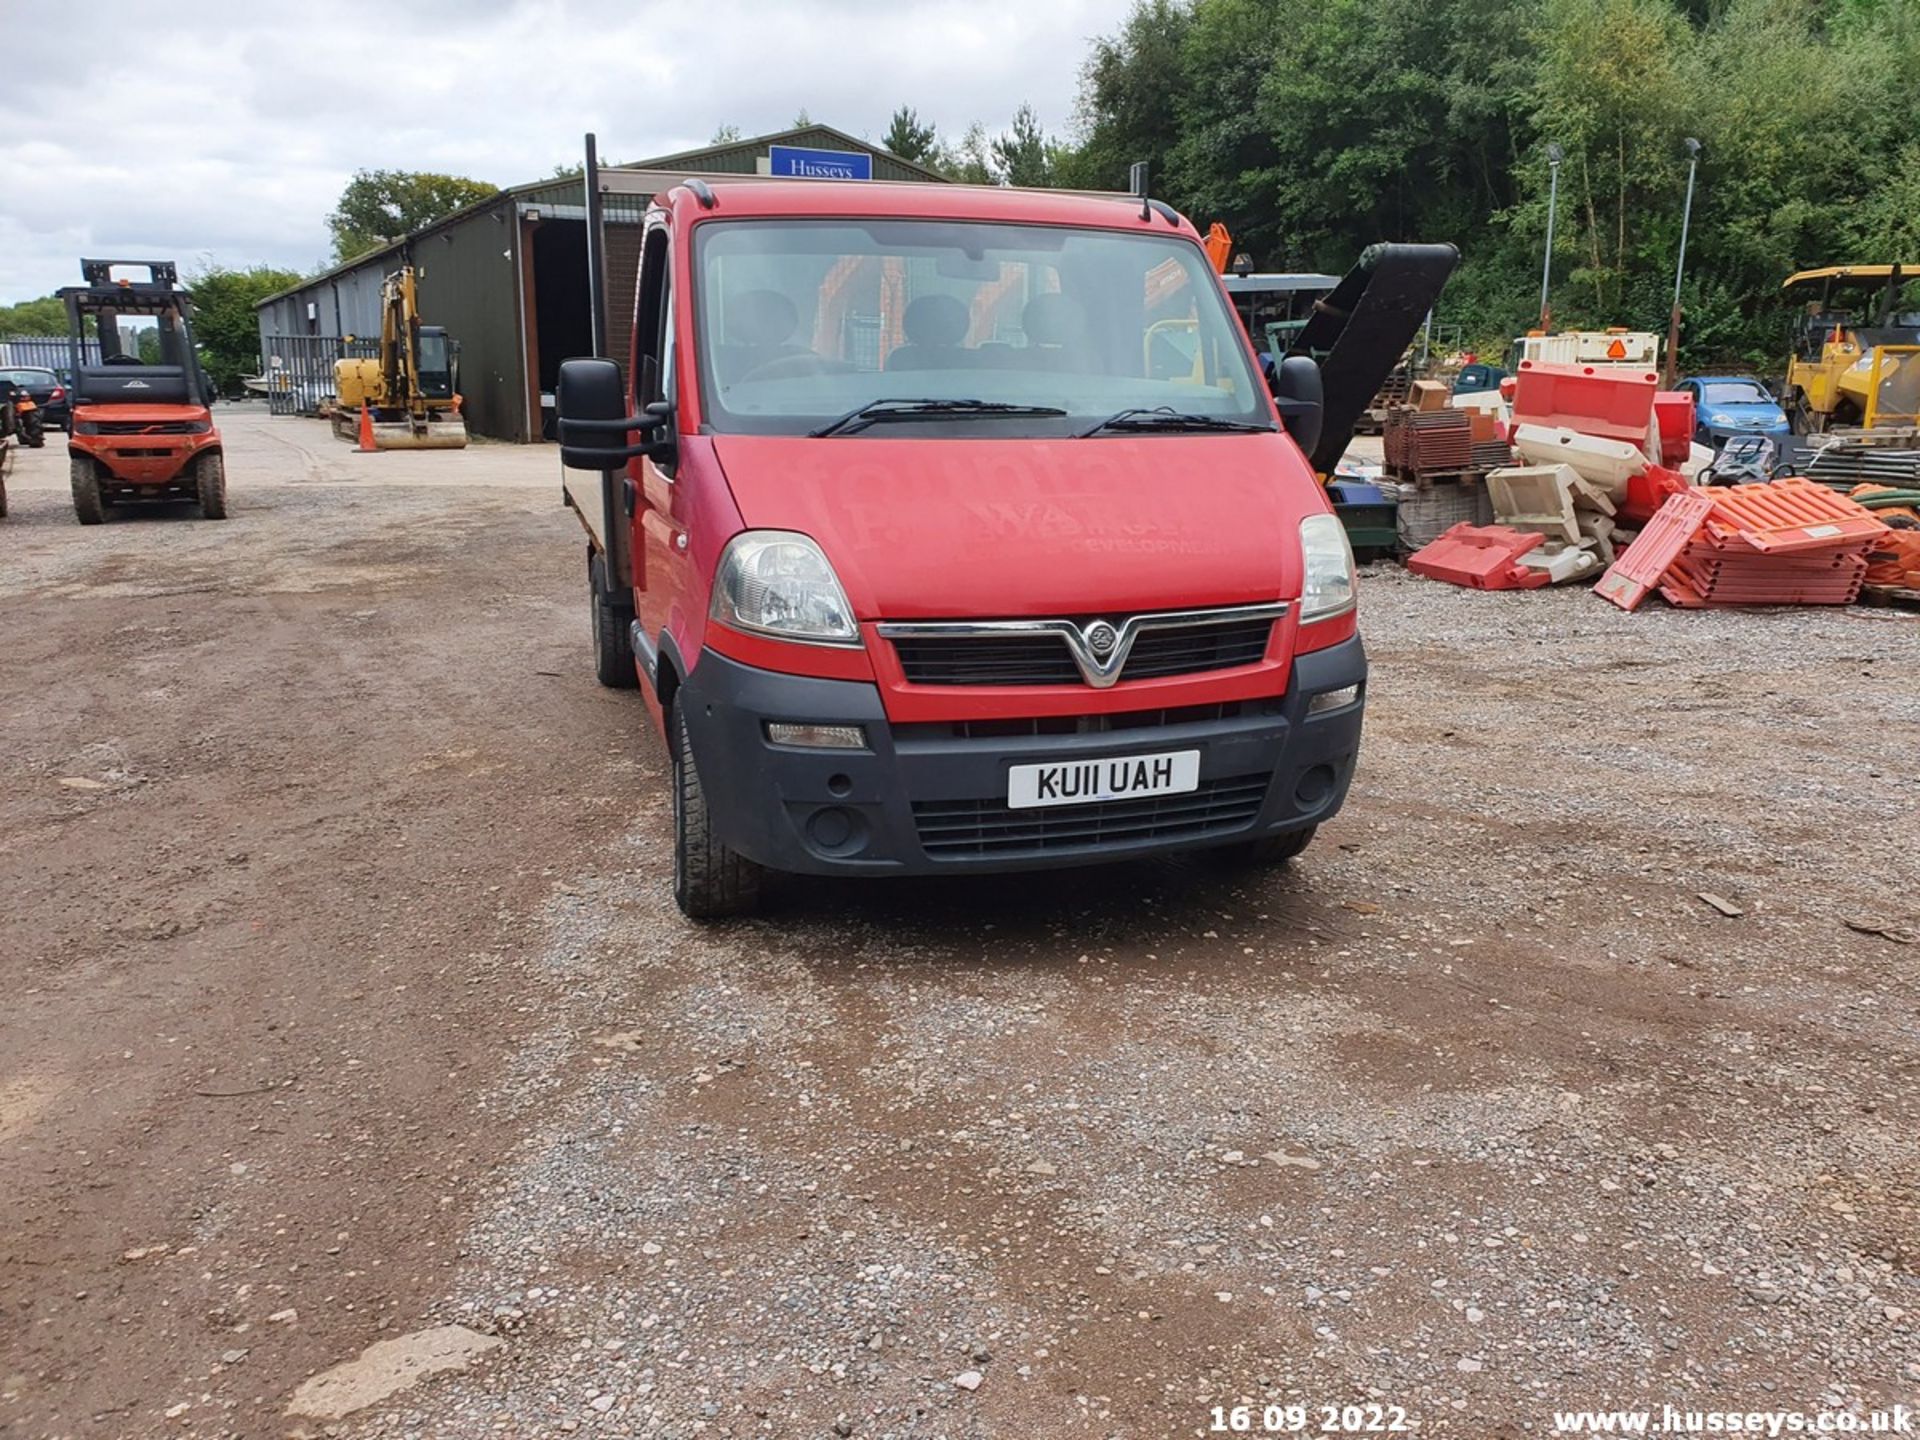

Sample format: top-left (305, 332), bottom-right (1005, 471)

top-left (60, 259), bottom-right (225, 524)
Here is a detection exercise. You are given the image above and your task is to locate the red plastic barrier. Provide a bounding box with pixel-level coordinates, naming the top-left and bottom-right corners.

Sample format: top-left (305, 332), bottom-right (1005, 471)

top-left (1660, 567), bottom-right (1866, 608)
top-left (1619, 464), bottom-right (1690, 526)
top-left (1406, 524), bottom-right (1550, 590)
top-left (1669, 552), bottom-right (1868, 598)
top-left (1702, 477), bottom-right (1891, 554)
top-left (1593, 490), bottom-right (1715, 611)
top-left (1653, 392), bottom-right (1694, 468)
top-left (1512, 361), bottom-right (1659, 447)
top-left (1679, 540), bottom-right (1865, 573)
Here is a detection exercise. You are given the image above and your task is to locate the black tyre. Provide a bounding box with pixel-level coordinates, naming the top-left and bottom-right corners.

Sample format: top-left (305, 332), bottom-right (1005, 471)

top-left (670, 696), bottom-right (763, 920)
top-left (589, 552), bottom-right (638, 690)
top-left (21, 412), bottom-right (45, 448)
top-left (196, 450), bottom-right (227, 520)
top-left (71, 455), bottom-right (105, 525)
top-left (1209, 824), bottom-right (1317, 869)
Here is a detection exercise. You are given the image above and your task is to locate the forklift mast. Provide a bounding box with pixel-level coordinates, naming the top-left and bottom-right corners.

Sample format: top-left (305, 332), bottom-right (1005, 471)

top-left (60, 258), bottom-right (207, 409)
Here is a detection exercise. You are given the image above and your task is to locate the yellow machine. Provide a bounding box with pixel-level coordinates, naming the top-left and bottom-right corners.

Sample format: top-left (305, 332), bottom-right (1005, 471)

top-left (333, 266), bottom-right (468, 449)
top-left (1782, 265), bottom-right (1920, 435)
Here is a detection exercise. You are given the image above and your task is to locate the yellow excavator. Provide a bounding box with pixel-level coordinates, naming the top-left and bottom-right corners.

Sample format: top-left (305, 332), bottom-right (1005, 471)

top-left (333, 266), bottom-right (468, 449)
top-left (1782, 264), bottom-right (1920, 434)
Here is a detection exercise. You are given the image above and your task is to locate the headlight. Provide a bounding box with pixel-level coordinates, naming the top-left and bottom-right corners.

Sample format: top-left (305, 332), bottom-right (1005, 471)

top-left (711, 530), bottom-right (860, 646)
top-left (1299, 512), bottom-right (1356, 622)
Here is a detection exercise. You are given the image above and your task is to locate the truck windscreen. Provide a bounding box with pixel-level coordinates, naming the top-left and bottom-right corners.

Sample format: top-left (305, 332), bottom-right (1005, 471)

top-left (691, 219), bottom-right (1268, 436)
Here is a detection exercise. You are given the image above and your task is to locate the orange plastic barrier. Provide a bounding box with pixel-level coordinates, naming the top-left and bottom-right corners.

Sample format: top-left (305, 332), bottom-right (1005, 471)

top-left (1660, 557), bottom-right (1867, 608)
top-left (1620, 463), bottom-right (1689, 526)
top-left (1594, 491), bottom-right (1716, 611)
top-left (1701, 477), bottom-right (1889, 554)
top-left (1653, 392), bottom-right (1694, 468)
top-left (1406, 524), bottom-right (1551, 590)
top-left (1511, 361), bottom-right (1659, 448)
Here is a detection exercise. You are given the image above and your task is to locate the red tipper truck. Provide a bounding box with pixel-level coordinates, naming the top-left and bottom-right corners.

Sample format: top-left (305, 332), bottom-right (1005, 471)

top-left (559, 176), bottom-right (1455, 917)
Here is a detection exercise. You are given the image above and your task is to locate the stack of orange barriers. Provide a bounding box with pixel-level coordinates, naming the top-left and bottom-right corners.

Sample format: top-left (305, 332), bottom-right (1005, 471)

top-left (1597, 479), bottom-right (1890, 612)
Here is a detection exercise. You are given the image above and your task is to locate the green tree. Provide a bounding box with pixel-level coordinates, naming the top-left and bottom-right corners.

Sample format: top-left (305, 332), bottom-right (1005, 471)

top-left (1527, 0), bottom-right (1695, 317)
top-left (0, 294), bottom-right (71, 335)
top-left (1067, 0), bottom-right (1196, 193)
top-left (328, 170), bottom-right (501, 262)
top-left (188, 264), bottom-right (304, 393)
top-left (882, 106), bottom-right (939, 165)
top-left (938, 123), bottom-right (998, 185)
top-left (1060, 0), bottom-right (1920, 359)
top-left (991, 103), bottom-right (1061, 187)
top-left (710, 123), bottom-right (744, 144)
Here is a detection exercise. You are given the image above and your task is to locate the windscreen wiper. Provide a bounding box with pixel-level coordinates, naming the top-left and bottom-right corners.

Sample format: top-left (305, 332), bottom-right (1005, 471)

top-left (1077, 407), bottom-right (1275, 438)
top-left (809, 397), bottom-right (1068, 438)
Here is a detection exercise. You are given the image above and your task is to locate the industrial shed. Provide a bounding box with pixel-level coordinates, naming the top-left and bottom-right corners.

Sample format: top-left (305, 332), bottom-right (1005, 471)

top-left (255, 125), bottom-right (948, 443)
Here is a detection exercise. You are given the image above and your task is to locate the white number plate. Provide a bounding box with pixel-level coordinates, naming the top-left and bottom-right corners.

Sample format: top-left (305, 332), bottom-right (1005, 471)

top-left (1007, 749), bottom-right (1201, 810)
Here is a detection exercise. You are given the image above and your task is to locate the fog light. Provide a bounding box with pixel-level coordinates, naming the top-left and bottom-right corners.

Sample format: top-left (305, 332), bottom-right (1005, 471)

top-left (765, 722), bottom-right (867, 750)
top-left (1308, 684), bottom-right (1359, 715)
top-left (1294, 763), bottom-right (1337, 806)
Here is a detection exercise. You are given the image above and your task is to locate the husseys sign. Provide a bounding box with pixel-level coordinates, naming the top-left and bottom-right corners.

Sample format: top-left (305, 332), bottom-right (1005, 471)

top-left (767, 145), bottom-right (873, 181)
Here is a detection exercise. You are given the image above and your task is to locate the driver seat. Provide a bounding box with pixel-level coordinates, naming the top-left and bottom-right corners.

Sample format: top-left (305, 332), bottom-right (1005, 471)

top-left (714, 289), bottom-right (809, 386)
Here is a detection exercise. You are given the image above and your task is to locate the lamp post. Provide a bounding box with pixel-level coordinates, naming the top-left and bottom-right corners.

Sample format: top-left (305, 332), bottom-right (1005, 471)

top-left (1539, 143), bottom-right (1564, 331)
top-left (1664, 137), bottom-right (1702, 389)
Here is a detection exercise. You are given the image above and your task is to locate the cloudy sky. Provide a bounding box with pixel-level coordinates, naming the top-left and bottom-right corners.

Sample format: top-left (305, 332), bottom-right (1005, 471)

top-left (0, 0), bottom-right (1134, 304)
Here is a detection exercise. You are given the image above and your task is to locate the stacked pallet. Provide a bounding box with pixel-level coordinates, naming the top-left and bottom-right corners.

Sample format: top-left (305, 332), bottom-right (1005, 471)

top-left (1595, 479), bottom-right (1890, 612)
top-left (1383, 408), bottom-right (1472, 477)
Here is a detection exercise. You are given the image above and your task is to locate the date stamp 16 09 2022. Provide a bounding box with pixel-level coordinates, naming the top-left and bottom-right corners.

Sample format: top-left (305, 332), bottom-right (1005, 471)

top-left (1210, 1403), bottom-right (1414, 1434)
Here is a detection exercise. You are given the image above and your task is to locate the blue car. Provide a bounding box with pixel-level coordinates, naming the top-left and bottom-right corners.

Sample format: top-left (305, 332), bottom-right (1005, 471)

top-left (1676, 375), bottom-right (1790, 446)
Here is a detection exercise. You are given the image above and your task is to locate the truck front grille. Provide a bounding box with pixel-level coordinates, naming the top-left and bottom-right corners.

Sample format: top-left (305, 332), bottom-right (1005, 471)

top-left (912, 773), bottom-right (1269, 858)
top-left (93, 420), bottom-right (198, 435)
top-left (882, 605), bottom-right (1282, 688)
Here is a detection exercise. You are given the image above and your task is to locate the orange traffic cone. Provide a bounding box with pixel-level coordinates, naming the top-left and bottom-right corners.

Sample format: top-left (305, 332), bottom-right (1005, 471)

top-left (356, 404), bottom-right (377, 453)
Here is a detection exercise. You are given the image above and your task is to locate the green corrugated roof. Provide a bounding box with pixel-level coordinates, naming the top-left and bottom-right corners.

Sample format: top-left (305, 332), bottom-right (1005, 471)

top-left (620, 124), bottom-right (949, 185)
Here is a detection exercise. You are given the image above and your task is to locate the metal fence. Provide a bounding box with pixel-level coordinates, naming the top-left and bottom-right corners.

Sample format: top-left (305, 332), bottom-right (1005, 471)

top-left (258, 334), bottom-right (378, 416)
top-left (0, 336), bottom-right (100, 372)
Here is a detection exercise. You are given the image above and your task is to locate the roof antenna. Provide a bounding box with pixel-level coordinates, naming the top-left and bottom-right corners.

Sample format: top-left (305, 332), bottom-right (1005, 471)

top-left (1130, 160), bottom-right (1150, 221)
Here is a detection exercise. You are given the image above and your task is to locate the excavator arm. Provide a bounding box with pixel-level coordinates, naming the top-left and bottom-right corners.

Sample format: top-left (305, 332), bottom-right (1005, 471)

top-left (336, 266), bottom-right (468, 449)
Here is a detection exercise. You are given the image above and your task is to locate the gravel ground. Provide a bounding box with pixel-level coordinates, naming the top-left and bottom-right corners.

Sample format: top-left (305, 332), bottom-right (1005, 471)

top-left (2, 412), bottom-right (1917, 1438)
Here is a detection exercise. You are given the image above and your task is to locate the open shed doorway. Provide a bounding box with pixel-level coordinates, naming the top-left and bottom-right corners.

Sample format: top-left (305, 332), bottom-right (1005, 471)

top-left (527, 218), bottom-right (592, 440)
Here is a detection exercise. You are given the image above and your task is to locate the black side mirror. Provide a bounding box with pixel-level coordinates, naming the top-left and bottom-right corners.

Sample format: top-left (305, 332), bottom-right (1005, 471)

top-left (557, 357), bottom-right (673, 470)
top-left (1272, 354), bottom-right (1323, 458)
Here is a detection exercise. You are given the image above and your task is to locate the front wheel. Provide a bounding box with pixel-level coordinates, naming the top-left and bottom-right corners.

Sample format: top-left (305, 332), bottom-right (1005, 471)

top-left (195, 451), bottom-right (227, 520)
top-left (670, 697), bottom-right (763, 920)
top-left (1208, 824), bottom-right (1317, 869)
top-left (71, 455), bottom-right (105, 525)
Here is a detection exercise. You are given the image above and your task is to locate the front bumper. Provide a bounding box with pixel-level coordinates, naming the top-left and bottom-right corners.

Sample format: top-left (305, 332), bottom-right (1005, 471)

top-left (676, 635), bottom-right (1367, 876)
top-left (76, 433), bottom-right (217, 487)
top-left (1701, 423), bottom-right (1790, 446)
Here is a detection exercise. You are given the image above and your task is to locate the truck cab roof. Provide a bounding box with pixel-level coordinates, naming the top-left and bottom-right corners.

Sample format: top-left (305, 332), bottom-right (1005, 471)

top-left (661, 178), bottom-right (1199, 238)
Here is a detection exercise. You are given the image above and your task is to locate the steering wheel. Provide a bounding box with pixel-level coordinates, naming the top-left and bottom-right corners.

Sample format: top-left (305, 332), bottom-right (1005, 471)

top-left (104, 354), bottom-right (142, 366)
top-left (737, 352), bottom-right (858, 383)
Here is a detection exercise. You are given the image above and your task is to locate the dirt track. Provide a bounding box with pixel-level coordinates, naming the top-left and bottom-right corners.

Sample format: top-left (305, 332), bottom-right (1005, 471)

top-left (2, 408), bottom-right (1917, 1438)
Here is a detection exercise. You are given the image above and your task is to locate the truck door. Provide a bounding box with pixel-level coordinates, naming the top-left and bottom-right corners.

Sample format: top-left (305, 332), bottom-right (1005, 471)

top-left (628, 220), bottom-right (682, 656)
